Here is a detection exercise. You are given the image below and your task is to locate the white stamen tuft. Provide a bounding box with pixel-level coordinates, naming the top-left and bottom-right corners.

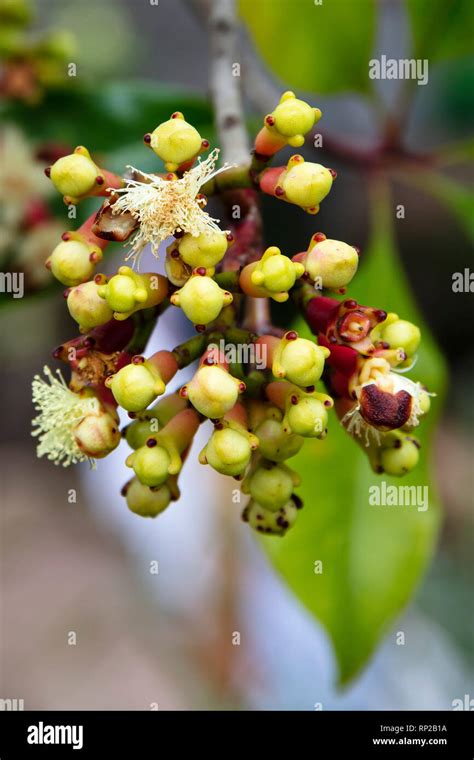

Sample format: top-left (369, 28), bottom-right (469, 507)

top-left (341, 405), bottom-right (382, 447)
top-left (31, 366), bottom-right (98, 467)
top-left (109, 149), bottom-right (233, 266)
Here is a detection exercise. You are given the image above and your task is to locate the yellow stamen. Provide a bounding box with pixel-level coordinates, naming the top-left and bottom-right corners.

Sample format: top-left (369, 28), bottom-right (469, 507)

top-left (31, 366), bottom-right (99, 467)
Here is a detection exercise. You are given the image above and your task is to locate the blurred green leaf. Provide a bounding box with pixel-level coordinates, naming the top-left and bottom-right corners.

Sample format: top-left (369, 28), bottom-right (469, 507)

top-left (261, 181), bottom-right (447, 684)
top-left (1, 81), bottom-right (213, 166)
top-left (239, 0), bottom-right (376, 95)
top-left (405, 172), bottom-right (474, 244)
top-left (407, 0), bottom-right (474, 61)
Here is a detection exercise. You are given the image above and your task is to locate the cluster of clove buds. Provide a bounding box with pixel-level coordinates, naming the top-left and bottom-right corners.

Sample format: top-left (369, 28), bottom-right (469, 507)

top-left (32, 90), bottom-right (431, 535)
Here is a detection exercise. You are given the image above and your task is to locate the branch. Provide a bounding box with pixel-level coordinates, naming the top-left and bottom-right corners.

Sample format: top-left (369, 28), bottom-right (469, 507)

top-left (208, 0), bottom-right (249, 166)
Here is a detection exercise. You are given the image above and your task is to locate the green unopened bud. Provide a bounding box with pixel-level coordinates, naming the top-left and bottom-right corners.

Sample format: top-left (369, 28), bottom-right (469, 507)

top-left (199, 427), bottom-right (251, 476)
top-left (46, 236), bottom-right (102, 286)
top-left (0, 25), bottom-right (23, 55)
top-left (380, 436), bottom-right (420, 476)
top-left (419, 390), bottom-right (431, 415)
top-left (254, 416), bottom-right (303, 462)
top-left (146, 112), bottom-right (205, 171)
top-left (170, 273), bottom-right (233, 327)
top-left (73, 407), bottom-right (120, 458)
top-left (49, 146), bottom-right (100, 203)
top-left (249, 246), bottom-right (304, 303)
top-left (266, 91), bottom-right (320, 147)
top-left (183, 365), bottom-right (244, 419)
top-left (273, 332), bottom-right (329, 387)
top-left (282, 156), bottom-right (333, 213)
top-left (35, 30), bottom-right (76, 61)
top-left (304, 237), bottom-right (359, 289)
top-left (285, 395), bottom-right (329, 438)
top-left (0, 0), bottom-right (32, 26)
top-left (178, 229), bottom-right (230, 272)
top-left (97, 266), bottom-right (168, 320)
top-left (165, 248), bottom-right (192, 286)
top-left (244, 462), bottom-right (299, 511)
top-left (124, 477), bottom-right (172, 518)
top-left (126, 442), bottom-right (171, 488)
top-left (379, 318), bottom-right (421, 358)
top-left (125, 394), bottom-right (189, 449)
top-left (67, 280), bottom-right (113, 332)
top-left (125, 415), bottom-right (160, 450)
top-left (243, 498), bottom-right (300, 536)
top-left (108, 359), bottom-right (165, 413)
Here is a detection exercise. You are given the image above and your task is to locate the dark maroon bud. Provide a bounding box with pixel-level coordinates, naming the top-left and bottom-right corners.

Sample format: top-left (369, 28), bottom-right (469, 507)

top-left (44, 167), bottom-right (51, 177)
top-left (143, 133), bottom-right (152, 144)
top-left (285, 330), bottom-right (298, 341)
top-left (146, 438), bottom-right (157, 447)
top-left (132, 355), bottom-right (145, 364)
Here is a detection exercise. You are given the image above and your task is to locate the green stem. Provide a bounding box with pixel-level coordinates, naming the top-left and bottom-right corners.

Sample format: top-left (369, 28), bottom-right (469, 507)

top-left (126, 304), bottom-right (166, 355)
top-left (224, 326), bottom-right (258, 344)
top-left (171, 333), bottom-right (208, 369)
top-left (214, 270), bottom-right (242, 292)
top-left (201, 164), bottom-right (255, 196)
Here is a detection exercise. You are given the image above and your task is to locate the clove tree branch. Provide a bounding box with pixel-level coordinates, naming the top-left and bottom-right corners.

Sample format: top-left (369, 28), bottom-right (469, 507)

top-left (208, 0), bottom-right (249, 166)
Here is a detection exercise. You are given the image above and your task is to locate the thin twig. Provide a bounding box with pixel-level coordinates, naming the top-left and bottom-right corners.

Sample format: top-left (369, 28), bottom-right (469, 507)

top-left (208, 0), bottom-right (249, 166)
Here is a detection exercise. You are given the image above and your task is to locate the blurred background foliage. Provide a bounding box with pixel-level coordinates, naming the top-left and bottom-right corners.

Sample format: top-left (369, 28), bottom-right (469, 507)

top-left (0, 0), bottom-right (472, 704)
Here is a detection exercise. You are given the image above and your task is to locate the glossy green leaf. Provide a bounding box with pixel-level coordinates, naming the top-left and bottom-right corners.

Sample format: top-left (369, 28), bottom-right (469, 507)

top-left (405, 172), bottom-right (474, 244)
top-left (239, 0), bottom-right (376, 95)
top-left (406, 0), bottom-right (474, 61)
top-left (0, 81), bottom-right (213, 161)
top-left (262, 182), bottom-right (447, 684)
